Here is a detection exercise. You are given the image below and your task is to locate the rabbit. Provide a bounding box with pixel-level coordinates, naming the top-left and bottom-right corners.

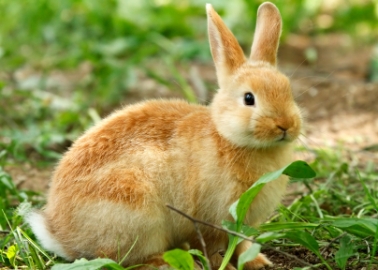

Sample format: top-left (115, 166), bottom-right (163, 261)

top-left (25, 2), bottom-right (302, 269)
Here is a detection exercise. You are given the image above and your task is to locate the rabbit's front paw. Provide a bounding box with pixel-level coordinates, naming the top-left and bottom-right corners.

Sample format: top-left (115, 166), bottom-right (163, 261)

top-left (243, 253), bottom-right (272, 270)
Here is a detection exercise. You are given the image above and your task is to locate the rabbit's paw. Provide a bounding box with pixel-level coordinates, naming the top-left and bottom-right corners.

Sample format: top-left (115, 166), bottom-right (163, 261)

top-left (210, 252), bottom-right (236, 270)
top-left (134, 254), bottom-right (169, 270)
top-left (243, 253), bottom-right (272, 270)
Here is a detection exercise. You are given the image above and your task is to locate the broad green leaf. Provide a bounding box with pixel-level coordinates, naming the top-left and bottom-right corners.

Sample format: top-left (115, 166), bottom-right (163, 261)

top-left (163, 249), bottom-right (194, 270)
top-left (52, 258), bottom-right (125, 270)
top-left (284, 231), bottom-right (320, 255)
top-left (335, 235), bottom-right (354, 270)
top-left (285, 230), bottom-right (331, 269)
top-left (6, 244), bottom-right (18, 267)
top-left (326, 218), bottom-right (377, 238)
top-left (283, 161), bottom-right (316, 179)
top-left (188, 249), bottom-right (210, 270)
top-left (229, 161), bottom-right (315, 226)
top-left (237, 243), bottom-right (261, 270)
top-left (223, 161), bottom-right (315, 270)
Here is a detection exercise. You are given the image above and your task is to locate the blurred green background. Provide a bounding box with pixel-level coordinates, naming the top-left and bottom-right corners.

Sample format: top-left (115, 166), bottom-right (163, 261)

top-left (0, 0), bottom-right (377, 163)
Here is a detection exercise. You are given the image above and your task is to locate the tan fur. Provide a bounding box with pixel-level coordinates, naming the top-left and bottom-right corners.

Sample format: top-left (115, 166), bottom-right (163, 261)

top-left (250, 3), bottom-right (282, 65)
top-left (28, 2), bottom-right (302, 269)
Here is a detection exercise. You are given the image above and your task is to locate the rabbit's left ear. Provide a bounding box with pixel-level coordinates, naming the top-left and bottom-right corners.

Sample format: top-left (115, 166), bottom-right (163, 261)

top-left (206, 4), bottom-right (245, 85)
top-left (250, 2), bottom-right (282, 66)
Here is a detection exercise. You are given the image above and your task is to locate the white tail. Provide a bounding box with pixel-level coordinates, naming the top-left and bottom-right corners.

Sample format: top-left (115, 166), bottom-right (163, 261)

top-left (26, 211), bottom-right (69, 259)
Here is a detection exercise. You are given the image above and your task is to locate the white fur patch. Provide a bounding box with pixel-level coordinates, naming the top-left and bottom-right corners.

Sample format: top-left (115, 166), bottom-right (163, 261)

top-left (26, 211), bottom-right (69, 259)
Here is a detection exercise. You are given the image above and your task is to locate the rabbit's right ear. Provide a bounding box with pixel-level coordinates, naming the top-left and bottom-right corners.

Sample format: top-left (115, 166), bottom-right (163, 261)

top-left (206, 4), bottom-right (245, 87)
top-left (250, 2), bottom-right (282, 66)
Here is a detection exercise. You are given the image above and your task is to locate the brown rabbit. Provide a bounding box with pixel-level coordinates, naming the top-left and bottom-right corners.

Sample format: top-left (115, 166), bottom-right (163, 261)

top-left (26, 2), bottom-right (302, 269)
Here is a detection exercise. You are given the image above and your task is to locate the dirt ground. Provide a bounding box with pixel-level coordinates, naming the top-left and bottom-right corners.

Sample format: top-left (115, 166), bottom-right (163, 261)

top-left (6, 34), bottom-right (378, 269)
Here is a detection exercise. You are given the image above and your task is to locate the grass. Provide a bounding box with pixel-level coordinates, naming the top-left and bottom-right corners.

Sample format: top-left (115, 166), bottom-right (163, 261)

top-left (0, 0), bottom-right (378, 269)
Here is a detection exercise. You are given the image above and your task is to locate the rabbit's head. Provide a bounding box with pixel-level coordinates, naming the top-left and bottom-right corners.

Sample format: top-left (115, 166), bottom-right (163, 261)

top-left (207, 3), bottom-right (302, 148)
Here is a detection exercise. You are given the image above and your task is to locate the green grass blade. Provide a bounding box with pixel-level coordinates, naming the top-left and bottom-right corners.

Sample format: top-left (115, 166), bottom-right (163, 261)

top-left (358, 171), bottom-right (378, 269)
top-left (335, 235), bottom-right (354, 270)
top-left (118, 236), bottom-right (138, 266)
top-left (370, 221), bottom-right (378, 270)
top-left (310, 194), bottom-right (324, 218)
top-left (255, 232), bottom-right (285, 243)
top-left (359, 171), bottom-right (378, 211)
top-left (219, 235), bottom-right (238, 270)
top-left (18, 227), bottom-right (54, 262)
top-left (260, 222), bottom-right (319, 231)
top-left (28, 242), bottom-right (45, 270)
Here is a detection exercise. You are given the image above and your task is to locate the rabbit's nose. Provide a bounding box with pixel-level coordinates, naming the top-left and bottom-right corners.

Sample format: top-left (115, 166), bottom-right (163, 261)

top-left (277, 125), bottom-right (287, 132)
top-left (274, 116), bottom-right (293, 131)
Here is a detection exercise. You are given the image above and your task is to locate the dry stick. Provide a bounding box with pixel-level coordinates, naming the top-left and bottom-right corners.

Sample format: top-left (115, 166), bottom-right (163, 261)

top-left (167, 205), bottom-right (314, 268)
top-left (166, 204), bottom-right (253, 242)
top-left (193, 221), bottom-right (211, 268)
top-left (320, 232), bottom-right (347, 256)
top-left (166, 204), bottom-right (212, 269)
top-left (263, 245), bottom-right (313, 267)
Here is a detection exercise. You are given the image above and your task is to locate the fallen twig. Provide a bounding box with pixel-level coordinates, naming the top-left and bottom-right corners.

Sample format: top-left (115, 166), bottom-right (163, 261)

top-left (166, 204), bottom-right (212, 269)
top-left (166, 205), bottom-right (313, 268)
top-left (320, 232), bottom-right (347, 255)
top-left (264, 245), bottom-right (313, 267)
top-left (166, 204), bottom-right (254, 242)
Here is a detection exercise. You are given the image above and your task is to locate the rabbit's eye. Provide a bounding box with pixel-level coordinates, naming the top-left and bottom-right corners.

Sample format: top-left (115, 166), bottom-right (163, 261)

top-left (244, 92), bottom-right (255, 106)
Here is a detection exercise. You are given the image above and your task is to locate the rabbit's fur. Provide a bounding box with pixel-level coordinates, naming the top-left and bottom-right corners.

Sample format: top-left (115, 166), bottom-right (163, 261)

top-left (26, 2), bottom-right (302, 269)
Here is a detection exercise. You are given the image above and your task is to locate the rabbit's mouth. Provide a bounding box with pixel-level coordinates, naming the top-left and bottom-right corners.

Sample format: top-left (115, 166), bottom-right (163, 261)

top-left (278, 133), bottom-right (287, 141)
top-left (274, 129), bottom-right (298, 143)
top-left (277, 126), bottom-right (288, 142)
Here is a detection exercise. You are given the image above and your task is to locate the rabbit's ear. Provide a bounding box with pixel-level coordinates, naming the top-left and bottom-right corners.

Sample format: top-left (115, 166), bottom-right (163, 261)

top-left (250, 2), bottom-right (282, 66)
top-left (206, 4), bottom-right (245, 84)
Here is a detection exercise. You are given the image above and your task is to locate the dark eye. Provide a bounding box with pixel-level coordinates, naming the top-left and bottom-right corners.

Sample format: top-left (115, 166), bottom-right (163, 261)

top-left (244, 92), bottom-right (255, 106)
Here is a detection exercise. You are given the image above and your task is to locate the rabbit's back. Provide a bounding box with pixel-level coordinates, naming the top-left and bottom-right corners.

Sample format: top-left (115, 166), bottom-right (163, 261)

top-left (48, 99), bottom-right (209, 203)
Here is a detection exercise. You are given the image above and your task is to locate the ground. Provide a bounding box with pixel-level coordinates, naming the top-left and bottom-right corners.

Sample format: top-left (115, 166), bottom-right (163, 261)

top-left (6, 34), bottom-right (378, 269)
